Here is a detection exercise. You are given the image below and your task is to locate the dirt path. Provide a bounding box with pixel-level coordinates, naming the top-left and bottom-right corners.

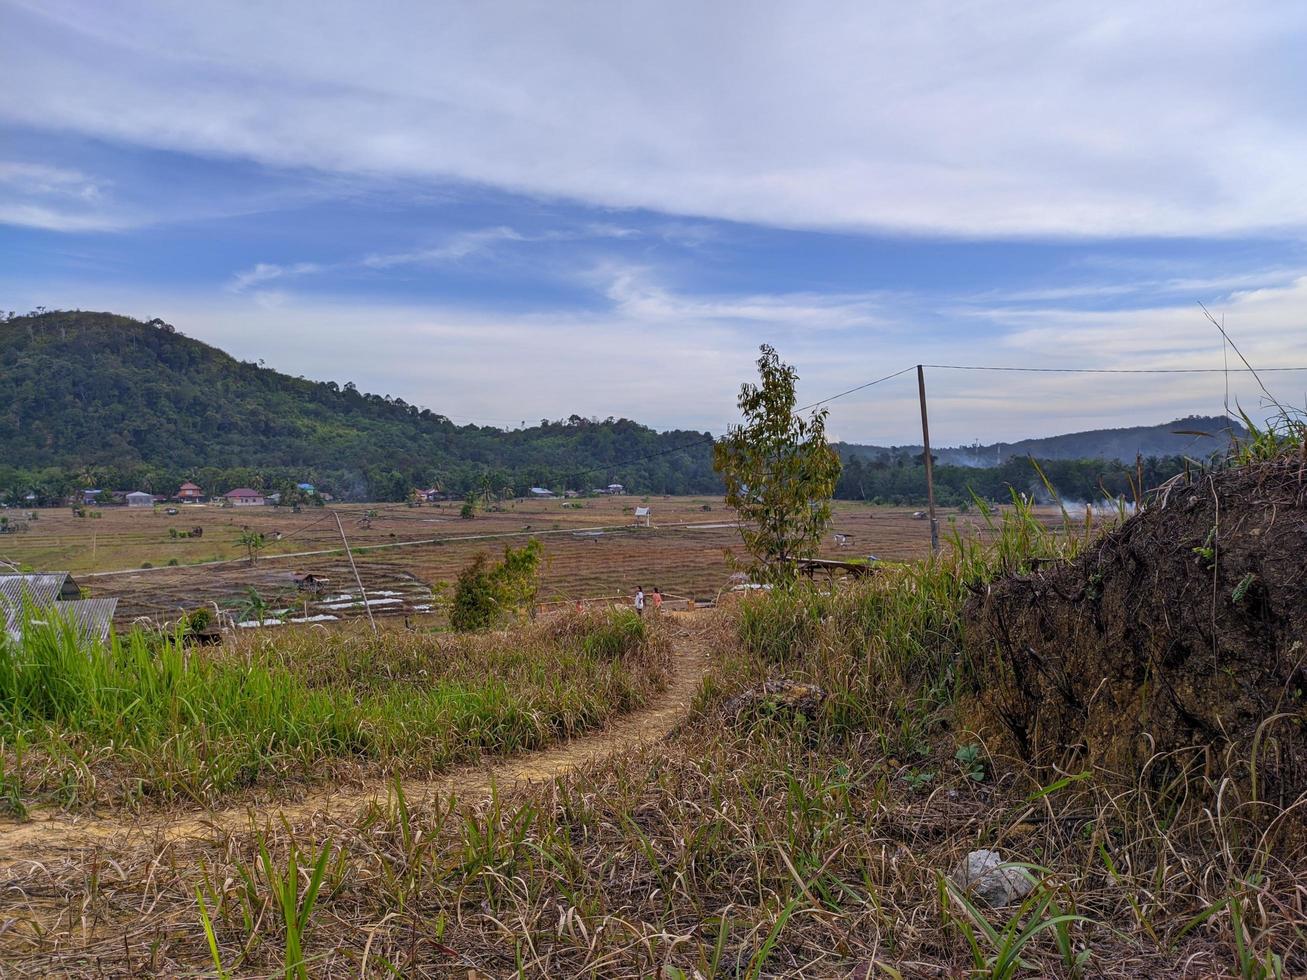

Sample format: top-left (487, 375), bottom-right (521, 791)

top-left (0, 613), bottom-right (711, 868)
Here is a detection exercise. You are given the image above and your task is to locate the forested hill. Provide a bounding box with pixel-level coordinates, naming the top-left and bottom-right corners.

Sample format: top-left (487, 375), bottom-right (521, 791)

top-left (0, 311), bottom-right (718, 501)
top-left (838, 415), bottom-right (1244, 467)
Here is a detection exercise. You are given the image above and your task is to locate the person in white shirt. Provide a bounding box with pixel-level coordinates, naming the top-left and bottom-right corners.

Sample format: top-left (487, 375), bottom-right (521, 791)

top-left (633, 585), bottom-right (645, 616)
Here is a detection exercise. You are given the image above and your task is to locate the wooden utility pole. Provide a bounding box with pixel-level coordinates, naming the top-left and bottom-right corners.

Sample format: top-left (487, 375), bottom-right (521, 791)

top-left (916, 364), bottom-right (940, 554)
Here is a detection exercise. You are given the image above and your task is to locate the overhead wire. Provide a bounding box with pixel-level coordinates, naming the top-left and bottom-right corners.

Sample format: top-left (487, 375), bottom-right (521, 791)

top-left (922, 363), bottom-right (1307, 374)
top-left (372, 356), bottom-right (1307, 488)
top-left (562, 364), bottom-right (921, 482)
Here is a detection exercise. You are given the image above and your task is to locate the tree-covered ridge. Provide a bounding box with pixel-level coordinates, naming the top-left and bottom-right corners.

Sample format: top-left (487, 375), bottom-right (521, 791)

top-left (837, 414), bottom-right (1243, 466)
top-left (0, 311), bottom-right (718, 501)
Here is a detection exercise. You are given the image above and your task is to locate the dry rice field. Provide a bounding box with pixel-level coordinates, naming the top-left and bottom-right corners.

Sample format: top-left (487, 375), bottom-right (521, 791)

top-left (0, 496), bottom-right (1050, 627)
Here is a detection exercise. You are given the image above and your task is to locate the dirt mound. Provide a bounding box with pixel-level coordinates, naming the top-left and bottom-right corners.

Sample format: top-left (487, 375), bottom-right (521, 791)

top-left (964, 456), bottom-right (1307, 807)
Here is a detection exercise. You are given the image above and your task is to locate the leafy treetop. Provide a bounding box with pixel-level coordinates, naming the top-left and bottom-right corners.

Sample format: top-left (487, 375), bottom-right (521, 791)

top-left (713, 345), bottom-right (841, 584)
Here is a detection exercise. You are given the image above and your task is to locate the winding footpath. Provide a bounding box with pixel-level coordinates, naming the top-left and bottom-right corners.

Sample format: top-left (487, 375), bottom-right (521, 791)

top-left (0, 613), bottom-right (711, 870)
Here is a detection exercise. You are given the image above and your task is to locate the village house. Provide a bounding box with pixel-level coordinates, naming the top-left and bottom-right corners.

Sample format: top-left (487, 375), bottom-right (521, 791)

top-left (177, 481), bottom-right (204, 502)
top-left (529, 487), bottom-right (556, 498)
top-left (125, 490), bottom-right (155, 508)
top-left (224, 488), bottom-right (266, 506)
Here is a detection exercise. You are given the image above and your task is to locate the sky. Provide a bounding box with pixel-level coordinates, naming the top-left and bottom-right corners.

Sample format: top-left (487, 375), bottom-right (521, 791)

top-left (3, 0), bottom-right (1307, 445)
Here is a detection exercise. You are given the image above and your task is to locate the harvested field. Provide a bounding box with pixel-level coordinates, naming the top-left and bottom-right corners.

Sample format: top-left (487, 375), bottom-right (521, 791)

top-left (0, 497), bottom-right (1065, 628)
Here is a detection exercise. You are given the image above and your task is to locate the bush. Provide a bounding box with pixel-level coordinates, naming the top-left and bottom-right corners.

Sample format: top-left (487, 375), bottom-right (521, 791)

top-left (448, 540), bottom-right (542, 632)
top-left (449, 555), bottom-right (497, 631)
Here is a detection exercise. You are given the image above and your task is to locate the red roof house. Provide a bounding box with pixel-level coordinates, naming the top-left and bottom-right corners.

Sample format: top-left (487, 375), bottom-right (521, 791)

top-left (224, 488), bottom-right (266, 506)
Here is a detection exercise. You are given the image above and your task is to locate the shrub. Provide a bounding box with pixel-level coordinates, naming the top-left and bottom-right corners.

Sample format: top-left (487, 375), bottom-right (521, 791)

top-left (449, 554), bottom-right (498, 631)
top-left (448, 540), bottom-right (543, 632)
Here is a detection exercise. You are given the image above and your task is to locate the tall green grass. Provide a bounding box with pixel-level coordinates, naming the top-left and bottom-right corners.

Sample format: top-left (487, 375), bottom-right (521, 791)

top-left (732, 494), bottom-right (1082, 742)
top-left (0, 608), bottom-right (661, 805)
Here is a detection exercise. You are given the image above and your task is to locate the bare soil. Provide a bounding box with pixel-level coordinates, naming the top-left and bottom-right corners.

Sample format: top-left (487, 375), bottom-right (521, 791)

top-left (965, 457), bottom-right (1307, 810)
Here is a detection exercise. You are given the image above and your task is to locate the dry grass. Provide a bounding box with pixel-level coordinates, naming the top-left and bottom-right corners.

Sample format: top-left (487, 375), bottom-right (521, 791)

top-left (2, 501), bottom-right (1302, 977)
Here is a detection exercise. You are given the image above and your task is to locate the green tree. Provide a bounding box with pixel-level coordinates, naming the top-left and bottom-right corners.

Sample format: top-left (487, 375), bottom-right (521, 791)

top-left (448, 539), bottom-right (543, 630)
top-left (449, 554), bottom-right (498, 631)
top-left (713, 345), bottom-right (841, 584)
top-left (492, 539), bottom-right (543, 620)
top-left (237, 528), bottom-right (266, 565)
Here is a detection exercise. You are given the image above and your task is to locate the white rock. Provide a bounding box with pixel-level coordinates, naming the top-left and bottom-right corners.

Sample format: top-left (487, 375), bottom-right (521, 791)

top-left (951, 849), bottom-right (1036, 907)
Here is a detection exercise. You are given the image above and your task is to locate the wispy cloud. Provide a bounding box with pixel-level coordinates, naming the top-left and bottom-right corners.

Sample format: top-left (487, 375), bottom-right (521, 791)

top-left (600, 264), bottom-right (887, 330)
top-left (0, 160), bottom-right (126, 231)
top-left (0, 162), bottom-right (103, 201)
top-left (229, 261), bottom-right (327, 292)
top-left (231, 222), bottom-right (641, 289)
top-left (361, 227), bottom-right (528, 269)
top-left (6, 2), bottom-right (1307, 237)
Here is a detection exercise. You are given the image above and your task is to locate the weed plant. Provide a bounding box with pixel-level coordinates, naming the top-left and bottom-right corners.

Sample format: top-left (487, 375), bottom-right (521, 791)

top-left (0, 608), bottom-right (664, 807)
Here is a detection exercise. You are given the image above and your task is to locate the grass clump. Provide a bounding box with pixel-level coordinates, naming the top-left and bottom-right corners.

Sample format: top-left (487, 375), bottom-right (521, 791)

top-left (0, 607), bottom-right (667, 807)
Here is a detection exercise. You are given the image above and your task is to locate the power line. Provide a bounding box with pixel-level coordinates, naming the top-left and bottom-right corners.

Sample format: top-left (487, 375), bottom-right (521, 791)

top-left (569, 363), bottom-right (920, 480)
top-left (796, 365), bottom-right (916, 411)
top-left (922, 363), bottom-right (1307, 374)
top-left (505, 356), bottom-right (1307, 484)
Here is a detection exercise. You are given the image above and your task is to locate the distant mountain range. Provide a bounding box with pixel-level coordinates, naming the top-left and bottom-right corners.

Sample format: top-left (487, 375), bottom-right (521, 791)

top-left (838, 415), bottom-right (1245, 467)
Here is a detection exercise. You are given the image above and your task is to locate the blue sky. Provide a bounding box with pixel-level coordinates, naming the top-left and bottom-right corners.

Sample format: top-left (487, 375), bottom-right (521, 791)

top-left (3, 0), bottom-right (1307, 443)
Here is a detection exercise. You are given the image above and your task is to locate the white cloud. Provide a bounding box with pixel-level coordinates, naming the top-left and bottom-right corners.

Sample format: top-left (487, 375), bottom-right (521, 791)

top-left (10, 266), bottom-right (1305, 445)
top-left (361, 227), bottom-right (528, 269)
top-left (600, 263), bottom-right (888, 330)
top-left (0, 162), bottom-right (102, 201)
top-left (229, 262), bottom-right (326, 292)
top-left (0, 160), bottom-right (125, 230)
top-left (5, 1), bottom-right (1307, 237)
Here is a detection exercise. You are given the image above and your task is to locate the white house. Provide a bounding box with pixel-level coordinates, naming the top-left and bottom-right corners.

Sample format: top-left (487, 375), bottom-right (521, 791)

top-left (125, 491), bottom-right (154, 508)
top-left (224, 488), bottom-right (266, 506)
top-left (529, 487), bottom-right (556, 498)
top-left (634, 506), bottom-right (651, 527)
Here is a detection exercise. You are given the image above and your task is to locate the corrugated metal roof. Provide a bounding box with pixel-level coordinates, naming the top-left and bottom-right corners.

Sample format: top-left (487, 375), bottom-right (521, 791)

top-left (0, 572), bottom-right (71, 609)
top-left (1, 574), bottom-right (113, 646)
top-left (58, 598), bottom-right (118, 644)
